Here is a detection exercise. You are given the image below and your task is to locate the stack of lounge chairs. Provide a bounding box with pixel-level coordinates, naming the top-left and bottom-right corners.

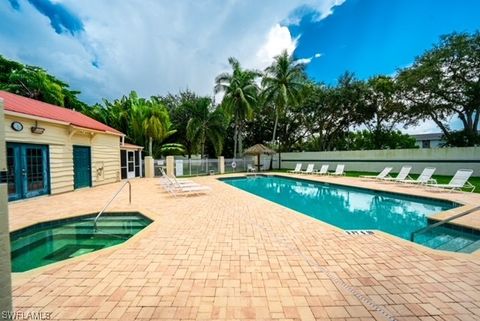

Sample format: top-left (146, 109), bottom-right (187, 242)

top-left (159, 168), bottom-right (211, 196)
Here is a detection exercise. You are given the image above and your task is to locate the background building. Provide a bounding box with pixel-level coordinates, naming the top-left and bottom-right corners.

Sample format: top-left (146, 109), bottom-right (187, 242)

top-left (411, 133), bottom-right (445, 149)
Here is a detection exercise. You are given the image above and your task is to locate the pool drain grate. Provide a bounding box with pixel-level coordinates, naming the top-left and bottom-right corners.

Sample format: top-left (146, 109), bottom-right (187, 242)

top-left (345, 230), bottom-right (375, 235)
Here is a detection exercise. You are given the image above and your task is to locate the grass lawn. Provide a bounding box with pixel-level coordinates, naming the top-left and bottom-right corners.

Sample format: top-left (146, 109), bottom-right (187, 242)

top-left (271, 168), bottom-right (479, 194)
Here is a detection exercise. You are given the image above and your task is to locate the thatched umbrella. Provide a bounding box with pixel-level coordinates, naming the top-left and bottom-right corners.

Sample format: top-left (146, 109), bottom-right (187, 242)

top-left (243, 144), bottom-right (276, 171)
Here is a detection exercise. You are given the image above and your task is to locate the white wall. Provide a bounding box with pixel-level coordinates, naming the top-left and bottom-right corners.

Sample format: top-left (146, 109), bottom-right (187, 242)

top-left (276, 147), bottom-right (480, 177)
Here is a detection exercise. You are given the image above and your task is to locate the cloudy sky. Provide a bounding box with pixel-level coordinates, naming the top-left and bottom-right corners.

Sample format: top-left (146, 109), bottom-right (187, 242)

top-left (1, 0), bottom-right (479, 133)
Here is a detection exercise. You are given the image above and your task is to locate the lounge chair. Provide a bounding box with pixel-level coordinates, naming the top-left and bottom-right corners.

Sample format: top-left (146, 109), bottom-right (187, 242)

top-left (247, 165), bottom-right (256, 172)
top-left (299, 164), bottom-right (315, 174)
top-left (168, 183), bottom-right (211, 196)
top-left (398, 167), bottom-right (436, 185)
top-left (379, 166), bottom-right (412, 182)
top-left (361, 167), bottom-right (393, 180)
top-left (159, 168), bottom-right (195, 185)
top-left (160, 174), bottom-right (211, 196)
top-left (426, 169), bottom-right (475, 192)
top-left (328, 164), bottom-right (345, 176)
top-left (315, 164), bottom-right (329, 175)
top-left (288, 163), bottom-right (302, 174)
top-left (159, 174), bottom-right (198, 188)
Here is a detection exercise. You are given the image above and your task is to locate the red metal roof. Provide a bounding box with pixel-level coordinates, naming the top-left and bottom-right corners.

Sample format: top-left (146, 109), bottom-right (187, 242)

top-left (0, 91), bottom-right (123, 135)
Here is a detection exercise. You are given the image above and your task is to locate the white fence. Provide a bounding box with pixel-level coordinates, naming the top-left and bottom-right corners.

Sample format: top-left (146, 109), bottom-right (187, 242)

top-left (279, 147), bottom-right (480, 177)
top-left (154, 158), bottom-right (219, 177)
top-left (153, 156), bottom-right (258, 177)
top-left (224, 158), bottom-right (255, 173)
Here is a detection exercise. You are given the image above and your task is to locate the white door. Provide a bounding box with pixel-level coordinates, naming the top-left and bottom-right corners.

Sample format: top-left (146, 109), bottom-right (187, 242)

top-left (127, 151), bottom-right (136, 178)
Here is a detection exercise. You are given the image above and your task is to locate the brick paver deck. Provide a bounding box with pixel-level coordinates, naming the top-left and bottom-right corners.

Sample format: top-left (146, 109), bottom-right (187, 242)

top-left (8, 174), bottom-right (480, 321)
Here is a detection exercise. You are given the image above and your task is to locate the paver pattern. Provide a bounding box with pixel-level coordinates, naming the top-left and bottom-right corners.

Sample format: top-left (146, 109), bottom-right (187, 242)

top-left (8, 174), bottom-right (480, 321)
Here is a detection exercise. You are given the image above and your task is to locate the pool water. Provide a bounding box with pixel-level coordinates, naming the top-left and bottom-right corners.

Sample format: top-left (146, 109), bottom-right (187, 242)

top-left (221, 176), bottom-right (480, 253)
top-left (11, 212), bottom-right (152, 272)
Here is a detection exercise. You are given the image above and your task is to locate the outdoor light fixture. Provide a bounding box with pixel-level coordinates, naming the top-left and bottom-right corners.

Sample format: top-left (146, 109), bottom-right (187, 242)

top-left (31, 121), bottom-right (45, 134)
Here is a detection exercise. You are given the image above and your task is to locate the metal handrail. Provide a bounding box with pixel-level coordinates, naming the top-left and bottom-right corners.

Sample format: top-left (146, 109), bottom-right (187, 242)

top-left (410, 205), bottom-right (480, 241)
top-left (94, 180), bottom-right (132, 230)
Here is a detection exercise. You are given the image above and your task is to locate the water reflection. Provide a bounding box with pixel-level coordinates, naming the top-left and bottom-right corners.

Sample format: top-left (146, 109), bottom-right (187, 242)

top-left (225, 176), bottom-right (455, 240)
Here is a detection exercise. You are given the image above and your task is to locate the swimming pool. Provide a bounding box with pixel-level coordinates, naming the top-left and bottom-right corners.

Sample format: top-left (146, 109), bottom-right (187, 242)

top-left (221, 175), bottom-right (480, 253)
top-left (11, 212), bottom-right (152, 272)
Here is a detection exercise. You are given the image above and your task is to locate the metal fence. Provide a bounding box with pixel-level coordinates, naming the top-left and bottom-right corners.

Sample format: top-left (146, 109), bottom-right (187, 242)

top-left (153, 159), bottom-right (166, 177)
top-left (154, 157), bottom-right (221, 177)
top-left (153, 156), bottom-right (266, 177)
top-left (224, 158), bottom-right (254, 174)
top-left (175, 158), bottom-right (219, 176)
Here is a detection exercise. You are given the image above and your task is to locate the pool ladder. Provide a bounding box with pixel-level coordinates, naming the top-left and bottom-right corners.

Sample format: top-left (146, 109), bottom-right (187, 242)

top-left (94, 180), bottom-right (132, 231)
top-left (410, 205), bottom-right (480, 241)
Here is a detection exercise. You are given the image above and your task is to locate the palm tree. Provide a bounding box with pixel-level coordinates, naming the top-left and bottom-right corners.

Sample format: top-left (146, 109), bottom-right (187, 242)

top-left (262, 50), bottom-right (306, 149)
top-left (215, 57), bottom-right (260, 158)
top-left (186, 97), bottom-right (227, 157)
top-left (130, 97), bottom-right (176, 156)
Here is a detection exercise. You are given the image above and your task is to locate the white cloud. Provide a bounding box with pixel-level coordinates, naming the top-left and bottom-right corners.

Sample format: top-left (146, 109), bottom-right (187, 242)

top-left (293, 52), bottom-right (323, 66)
top-left (0, 0), bottom-right (344, 104)
top-left (252, 24), bottom-right (298, 70)
top-left (294, 57), bottom-right (313, 65)
top-left (314, 0), bottom-right (346, 20)
top-left (400, 120), bottom-right (442, 135)
top-left (284, 0), bottom-right (346, 25)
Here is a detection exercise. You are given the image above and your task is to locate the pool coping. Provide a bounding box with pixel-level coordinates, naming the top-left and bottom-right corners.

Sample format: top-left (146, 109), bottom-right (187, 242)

top-left (11, 207), bottom-right (159, 281)
top-left (218, 173), bottom-right (480, 256)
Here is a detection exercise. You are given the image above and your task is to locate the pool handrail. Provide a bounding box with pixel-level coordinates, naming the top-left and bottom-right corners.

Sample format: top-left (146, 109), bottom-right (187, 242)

top-left (410, 205), bottom-right (480, 241)
top-left (94, 180), bottom-right (132, 230)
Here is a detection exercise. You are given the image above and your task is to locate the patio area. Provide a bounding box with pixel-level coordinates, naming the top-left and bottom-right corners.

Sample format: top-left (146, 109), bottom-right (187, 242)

top-left (8, 175), bottom-right (480, 321)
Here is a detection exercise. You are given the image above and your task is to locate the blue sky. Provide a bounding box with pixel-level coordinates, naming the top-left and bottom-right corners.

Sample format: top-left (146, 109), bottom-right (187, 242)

top-left (289, 0), bottom-right (480, 84)
top-left (0, 0), bottom-right (479, 133)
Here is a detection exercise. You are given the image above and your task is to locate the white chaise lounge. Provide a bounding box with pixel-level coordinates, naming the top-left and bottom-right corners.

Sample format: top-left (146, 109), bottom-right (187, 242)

top-left (299, 164), bottom-right (315, 174)
top-left (426, 169), bottom-right (475, 192)
top-left (328, 164), bottom-right (345, 176)
top-left (288, 163), bottom-right (302, 174)
top-left (398, 167), bottom-right (436, 185)
top-left (315, 164), bottom-right (329, 175)
top-left (380, 166), bottom-right (412, 182)
top-left (361, 167), bottom-right (393, 180)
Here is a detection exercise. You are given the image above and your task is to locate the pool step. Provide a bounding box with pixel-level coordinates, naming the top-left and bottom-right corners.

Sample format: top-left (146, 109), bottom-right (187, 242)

top-left (458, 240), bottom-right (480, 253)
top-left (434, 236), bottom-right (475, 252)
top-left (11, 231), bottom-right (137, 253)
top-left (415, 226), bottom-right (480, 253)
top-left (11, 233), bottom-right (135, 259)
top-left (64, 221), bottom-right (150, 228)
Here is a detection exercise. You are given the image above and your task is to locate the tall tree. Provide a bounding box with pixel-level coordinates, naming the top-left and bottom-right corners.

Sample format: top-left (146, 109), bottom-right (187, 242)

top-left (158, 90), bottom-right (202, 158)
top-left (301, 72), bottom-right (368, 150)
top-left (131, 96), bottom-right (176, 156)
top-left (186, 97), bottom-right (227, 157)
top-left (84, 91), bottom-right (180, 156)
top-left (215, 57), bottom-right (260, 158)
top-left (0, 55), bottom-right (86, 110)
top-left (363, 75), bottom-right (408, 149)
top-left (261, 50), bottom-right (306, 149)
top-left (397, 32), bottom-right (480, 146)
